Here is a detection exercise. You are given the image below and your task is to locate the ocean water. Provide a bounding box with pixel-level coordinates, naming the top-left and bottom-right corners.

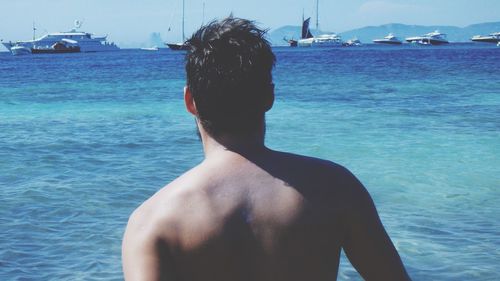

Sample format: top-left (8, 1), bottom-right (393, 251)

top-left (0, 44), bottom-right (499, 280)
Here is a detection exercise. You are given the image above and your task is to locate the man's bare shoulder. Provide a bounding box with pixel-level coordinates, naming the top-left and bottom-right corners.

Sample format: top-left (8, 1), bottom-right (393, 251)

top-left (262, 150), bottom-right (365, 194)
top-left (125, 161), bottom-right (238, 249)
top-left (122, 166), bottom-right (210, 281)
top-left (126, 164), bottom-right (209, 231)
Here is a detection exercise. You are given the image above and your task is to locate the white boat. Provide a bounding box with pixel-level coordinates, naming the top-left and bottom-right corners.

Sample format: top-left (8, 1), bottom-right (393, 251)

top-left (2, 20), bottom-right (119, 53)
top-left (10, 45), bottom-right (31, 56)
top-left (497, 42), bottom-right (500, 47)
top-left (471, 32), bottom-right (500, 44)
top-left (373, 33), bottom-right (402, 45)
top-left (140, 46), bottom-right (159, 51)
top-left (298, 33), bottom-right (343, 47)
top-left (406, 30), bottom-right (449, 45)
top-left (344, 37), bottom-right (362, 47)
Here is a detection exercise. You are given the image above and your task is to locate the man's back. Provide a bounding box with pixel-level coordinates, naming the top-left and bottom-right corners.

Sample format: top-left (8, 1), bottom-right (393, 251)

top-left (123, 148), bottom-right (410, 281)
top-left (122, 16), bottom-right (410, 281)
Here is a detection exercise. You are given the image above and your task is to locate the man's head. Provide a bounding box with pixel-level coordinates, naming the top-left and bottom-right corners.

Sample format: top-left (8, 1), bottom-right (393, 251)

top-left (185, 17), bottom-right (276, 138)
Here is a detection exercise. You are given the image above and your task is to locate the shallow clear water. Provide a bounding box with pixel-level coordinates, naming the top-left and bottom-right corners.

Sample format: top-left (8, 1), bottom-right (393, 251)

top-left (0, 45), bottom-right (499, 280)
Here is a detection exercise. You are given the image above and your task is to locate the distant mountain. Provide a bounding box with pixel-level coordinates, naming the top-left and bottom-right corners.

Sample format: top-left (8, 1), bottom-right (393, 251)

top-left (269, 22), bottom-right (500, 45)
top-left (148, 32), bottom-right (164, 47)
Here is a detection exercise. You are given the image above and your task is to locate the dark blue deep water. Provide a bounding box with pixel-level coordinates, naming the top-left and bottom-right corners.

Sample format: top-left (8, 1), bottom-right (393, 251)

top-left (1, 44), bottom-right (499, 280)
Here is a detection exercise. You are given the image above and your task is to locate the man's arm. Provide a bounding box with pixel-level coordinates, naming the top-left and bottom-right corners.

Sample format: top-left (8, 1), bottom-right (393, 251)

top-left (341, 172), bottom-right (411, 281)
top-left (122, 209), bottom-right (177, 281)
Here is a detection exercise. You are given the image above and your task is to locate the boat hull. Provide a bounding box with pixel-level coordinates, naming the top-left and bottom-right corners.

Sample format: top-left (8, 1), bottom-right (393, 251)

top-left (297, 38), bottom-right (343, 47)
top-left (373, 40), bottom-right (402, 45)
top-left (471, 37), bottom-right (500, 43)
top-left (406, 38), bottom-right (449, 45)
top-left (31, 47), bottom-right (80, 54)
top-left (3, 41), bottom-right (118, 53)
top-left (166, 43), bottom-right (189, 51)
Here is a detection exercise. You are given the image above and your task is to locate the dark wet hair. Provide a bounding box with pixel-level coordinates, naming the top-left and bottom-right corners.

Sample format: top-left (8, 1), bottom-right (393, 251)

top-left (186, 16), bottom-right (276, 137)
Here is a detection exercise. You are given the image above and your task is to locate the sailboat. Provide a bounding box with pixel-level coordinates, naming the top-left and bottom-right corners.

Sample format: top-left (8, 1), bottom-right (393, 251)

top-left (165, 0), bottom-right (189, 50)
top-left (296, 0), bottom-right (343, 47)
top-left (285, 16), bottom-right (314, 47)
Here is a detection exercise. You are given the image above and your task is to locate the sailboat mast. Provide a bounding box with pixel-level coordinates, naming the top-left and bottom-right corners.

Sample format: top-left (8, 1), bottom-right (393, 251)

top-left (33, 22), bottom-right (36, 41)
top-left (202, 2), bottom-right (205, 25)
top-left (316, 0), bottom-right (319, 31)
top-left (182, 0), bottom-right (185, 42)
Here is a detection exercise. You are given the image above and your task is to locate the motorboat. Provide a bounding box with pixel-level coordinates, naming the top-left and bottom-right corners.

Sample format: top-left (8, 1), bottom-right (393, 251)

top-left (10, 45), bottom-right (31, 56)
top-left (471, 32), bottom-right (500, 44)
top-left (497, 42), bottom-right (500, 47)
top-left (2, 20), bottom-right (119, 53)
top-left (373, 33), bottom-right (402, 45)
top-left (344, 37), bottom-right (362, 47)
top-left (406, 30), bottom-right (449, 45)
top-left (140, 46), bottom-right (160, 51)
top-left (31, 40), bottom-right (80, 54)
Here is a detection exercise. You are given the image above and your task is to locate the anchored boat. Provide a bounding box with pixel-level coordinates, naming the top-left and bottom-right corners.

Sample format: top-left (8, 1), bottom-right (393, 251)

top-left (2, 20), bottom-right (119, 54)
top-left (165, 0), bottom-right (189, 50)
top-left (471, 32), bottom-right (500, 44)
top-left (406, 30), bottom-right (449, 45)
top-left (373, 33), bottom-right (403, 45)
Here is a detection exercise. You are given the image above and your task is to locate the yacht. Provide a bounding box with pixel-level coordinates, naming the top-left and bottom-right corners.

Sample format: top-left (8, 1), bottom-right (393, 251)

top-left (2, 20), bottom-right (119, 54)
top-left (471, 32), bottom-right (500, 43)
top-left (298, 33), bottom-right (343, 47)
top-left (373, 33), bottom-right (402, 45)
top-left (406, 30), bottom-right (449, 45)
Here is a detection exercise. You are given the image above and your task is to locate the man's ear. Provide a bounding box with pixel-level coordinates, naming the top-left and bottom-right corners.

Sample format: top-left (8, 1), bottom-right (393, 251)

top-left (264, 83), bottom-right (275, 112)
top-left (184, 86), bottom-right (198, 116)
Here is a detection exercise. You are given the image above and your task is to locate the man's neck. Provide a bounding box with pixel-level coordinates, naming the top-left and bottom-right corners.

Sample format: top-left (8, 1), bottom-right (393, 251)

top-left (198, 124), bottom-right (267, 160)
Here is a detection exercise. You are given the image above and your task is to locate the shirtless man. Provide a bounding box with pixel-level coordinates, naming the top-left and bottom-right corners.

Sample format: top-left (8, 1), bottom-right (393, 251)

top-left (122, 17), bottom-right (411, 281)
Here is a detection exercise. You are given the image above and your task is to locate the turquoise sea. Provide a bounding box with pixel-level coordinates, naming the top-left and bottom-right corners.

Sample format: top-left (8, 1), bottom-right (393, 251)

top-left (1, 44), bottom-right (499, 280)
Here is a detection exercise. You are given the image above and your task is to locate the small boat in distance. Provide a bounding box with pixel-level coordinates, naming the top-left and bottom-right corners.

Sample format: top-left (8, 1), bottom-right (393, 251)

top-left (344, 37), bottom-right (362, 47)
top-left (406, 30), bottom-right (449, 45)
top-left (165, 0), bottom-right (189, 51)
top-left (373, 33), bottom-right (403, 45)
top-left (471, 32), bottom-right (500, 44)
top-left (140, 46), bottom-right (159, 51)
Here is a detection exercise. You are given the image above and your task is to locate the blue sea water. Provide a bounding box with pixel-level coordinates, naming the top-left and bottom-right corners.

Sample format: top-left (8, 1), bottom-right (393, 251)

top-left (0, 44), bottom-right (499, 280)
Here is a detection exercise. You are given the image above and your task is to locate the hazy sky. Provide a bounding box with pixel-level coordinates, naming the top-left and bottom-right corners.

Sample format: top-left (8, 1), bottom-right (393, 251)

top-left (1, 0), bottom-right (499, 47)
